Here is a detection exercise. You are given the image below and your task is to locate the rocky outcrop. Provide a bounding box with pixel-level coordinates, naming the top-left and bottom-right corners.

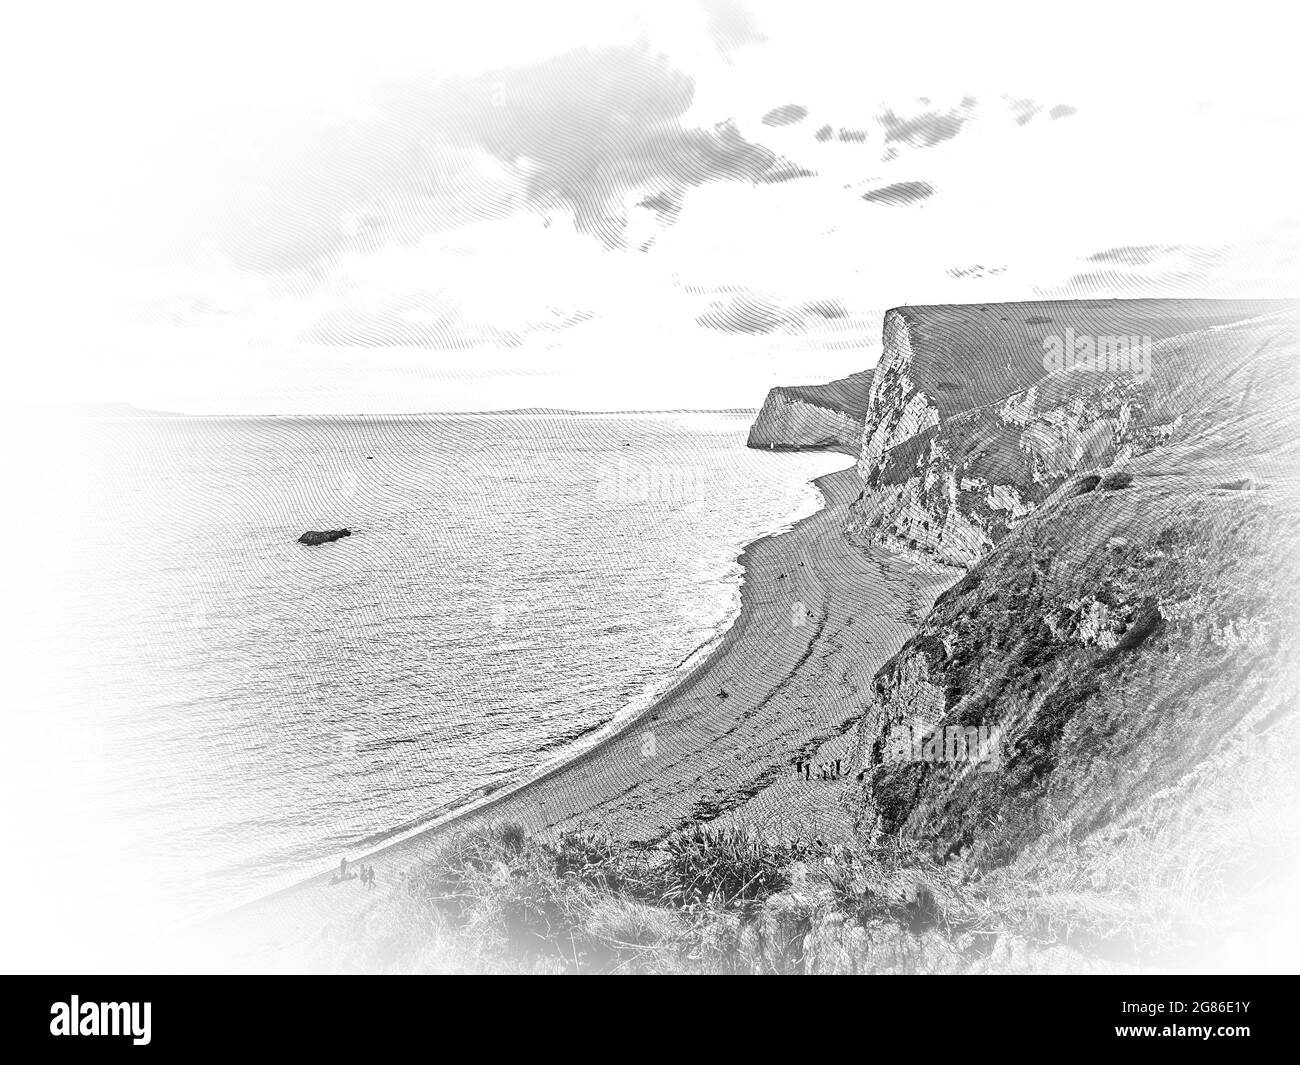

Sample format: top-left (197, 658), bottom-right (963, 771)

top-left (298, 528), bottom-right (352, 546)
top-left (847, 299), bottom-right (1298, 566)
top-left (747, 371), bottom-right (873, 454)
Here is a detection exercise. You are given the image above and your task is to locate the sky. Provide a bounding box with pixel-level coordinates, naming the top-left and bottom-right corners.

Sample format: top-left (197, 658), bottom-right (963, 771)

top-left (6, 0), bottom-right (1299, 413)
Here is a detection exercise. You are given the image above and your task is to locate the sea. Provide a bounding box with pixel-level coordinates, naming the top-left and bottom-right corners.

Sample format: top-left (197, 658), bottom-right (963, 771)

top-left (5, 412), bottom-right (847, 932)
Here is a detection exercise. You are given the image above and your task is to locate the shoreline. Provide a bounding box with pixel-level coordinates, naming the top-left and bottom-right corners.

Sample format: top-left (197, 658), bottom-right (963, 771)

top-left (208, 444), bottom-right (846, 887)
top-left (201, 454), bottom-right (956, 970)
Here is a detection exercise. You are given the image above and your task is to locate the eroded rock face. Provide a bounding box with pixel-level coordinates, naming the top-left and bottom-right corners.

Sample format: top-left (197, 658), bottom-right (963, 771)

top-left (846, 299), bottom-right (1297, 567)
top-left (847, 307), bottom-right (1300, 869)
top-left (737, 300), bottom-right (1300, 957)
top-left (747, 371), bottom-right (873, 454)
top-left (298, 528), bottom-right (352, 546)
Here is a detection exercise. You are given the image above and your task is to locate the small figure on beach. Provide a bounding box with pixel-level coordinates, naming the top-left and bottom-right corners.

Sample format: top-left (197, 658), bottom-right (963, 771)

top-left (717, 687), bottom-right (729, 699)
top-left (835, 758), bottom-right (842, 777)
top-left (330, 857), bottom-right (358, 886)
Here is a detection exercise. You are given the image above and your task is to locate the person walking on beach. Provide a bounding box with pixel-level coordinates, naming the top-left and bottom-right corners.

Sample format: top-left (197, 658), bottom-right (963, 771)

top-left (339, 857), bottom-right (348, 878)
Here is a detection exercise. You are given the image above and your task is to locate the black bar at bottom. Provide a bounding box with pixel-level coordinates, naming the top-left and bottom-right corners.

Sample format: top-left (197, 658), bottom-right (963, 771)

top-left (2, 975), bottom-right (1294, 1053)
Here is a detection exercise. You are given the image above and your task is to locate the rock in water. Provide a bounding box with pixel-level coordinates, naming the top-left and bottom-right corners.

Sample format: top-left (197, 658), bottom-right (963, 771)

top-left (298, 528), bottom-right (351, 546)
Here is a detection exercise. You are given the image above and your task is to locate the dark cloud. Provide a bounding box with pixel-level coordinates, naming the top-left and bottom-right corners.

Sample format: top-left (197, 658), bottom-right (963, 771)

top-left (837, 128), bottom-right (868, 142)
top-left (814, 124), bottom-right (834, 142)
top-left (761, 104), bottom-right (809, 126)
top-left (861, 180), bottom-right (935, 206)
top-left (1049, 104), bottom-right (1077, 120)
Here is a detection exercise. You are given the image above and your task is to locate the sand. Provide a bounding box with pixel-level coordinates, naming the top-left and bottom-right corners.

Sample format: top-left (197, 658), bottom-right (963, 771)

top-left (201, 462), bottom-right (954, 969)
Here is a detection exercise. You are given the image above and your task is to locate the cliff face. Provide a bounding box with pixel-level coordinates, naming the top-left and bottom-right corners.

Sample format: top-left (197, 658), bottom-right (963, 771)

top-left (750, 300), bottom-right (1300, 942)
top-left (847, 305), bottom-right (1300, 881)
top-left (747, 371), bottom-right (873, 454)
top-left (847, 299), bottom-right (1299, 566)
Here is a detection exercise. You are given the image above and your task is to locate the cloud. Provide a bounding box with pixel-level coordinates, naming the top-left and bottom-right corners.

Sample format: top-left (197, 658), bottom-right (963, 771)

top-left (755, 161), bottom-right (817, 183)
top-left (71, 3), bottom-right (1300, 416)
top-left (211, 43), bottom-right (785, 271)
top-left (1057, 231), bottom-right (1300, 297)
top-left (637, 190), bottom-right (681, 219)
top-left (861, 180), bottom-right (935, 205)
top-left (1087, 245), bottom-right (1178, 265)
top-left (695, 290), bottom-right (848, 334)
top-left (298, 291), bottom-right (538, 350)
top-left (699, 0), bottom-right (767, 57)
top-left (878, 97), bottom-right (977, 147)
top-left (761, 104), bottom-right (809, 126)
top-left (946, 264), bottom-right (1007, 279)
top-left (1005, 96), bottom-right (1042, 126)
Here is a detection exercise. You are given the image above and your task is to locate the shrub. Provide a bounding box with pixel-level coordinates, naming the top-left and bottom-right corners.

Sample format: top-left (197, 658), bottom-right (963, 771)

top-left (655, 824), bottom-right (802, 912)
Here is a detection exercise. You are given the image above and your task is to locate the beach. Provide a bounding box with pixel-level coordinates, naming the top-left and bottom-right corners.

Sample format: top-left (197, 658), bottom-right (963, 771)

top-left (202, 460), bottom-right (955, 970)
